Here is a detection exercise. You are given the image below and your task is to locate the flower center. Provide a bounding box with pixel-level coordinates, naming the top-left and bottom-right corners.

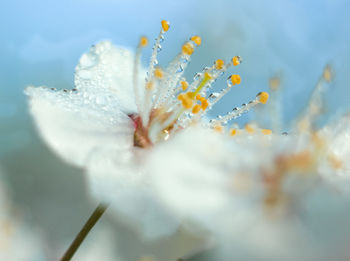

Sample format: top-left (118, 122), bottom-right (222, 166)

top-left (130, 20), bottom-right (269, 147)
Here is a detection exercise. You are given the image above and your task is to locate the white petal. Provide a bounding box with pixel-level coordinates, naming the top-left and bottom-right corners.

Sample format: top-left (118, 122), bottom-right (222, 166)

top-left (86, 146), bottom-right (180, 239)
top-left (75, 41), bottom-right (144, 113)
top-left (0, 179), bottom-right (45, 261)
top-left (149, 127), bottom-right (232, 223)
top-left (319, 114), bottom-right (350, 191)
top-left (25, 86), bottom-right (134, 167)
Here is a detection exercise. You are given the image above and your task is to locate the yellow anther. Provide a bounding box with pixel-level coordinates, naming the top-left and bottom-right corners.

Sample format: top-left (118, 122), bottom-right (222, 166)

top-left (323, 64), bottom-right (333, 82)
top-left (204, 72), bottom-right (212, 80)
top-left (161, 20), bottom-right (170, 32)
top-left (261, 129), bottom-right (272, 135)
top-left (191, 35), bottom-right (201, 46)
top-left (181, 97), bottom-right (193, 109)
top-left (245, 124), bottom-right (255, 134)
top-left (195, 94), bottom-right (202, 100)
top-left (181, 80), bottom-right (188, 91)
top-left (257, 92), bottom-right (269, 104)
top-left (232, 56), bottom-right (240, 66)
top-left (230, 128), bottom-right (237, 136)
top-left (215, 59), bottom-right (225, 70)
top-left (327, 154), bottom-right (343, 169)
top-left (140, 36), bottom-right (148, 47)
top-left (182, 42), bottom-right (194, 55)
top-left (177, 93), bottom-right (184, 101)
top-left (154, 67), bottom-right (163, 79)
top-left (192, 104), bottom-right (201, 114)
top-left (214, 125), bottom-right (223, 132)
top-left (201, 99), bottom-right (209, 110)
top-left (269, 76), bottom-right (280, 91)
top-left (230, 74), bottom-right (241, 85)
top-left (186, 92), bottom-right (195, 99)
top-left (146, 81), bottom-right (154, 90)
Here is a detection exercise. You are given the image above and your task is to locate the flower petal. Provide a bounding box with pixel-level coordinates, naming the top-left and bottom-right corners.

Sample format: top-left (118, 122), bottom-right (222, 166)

top-left (149, 127), bottom-right (232, 222)
top-left (319, 114), bottom-right (350, 191)
top-left (25, 86), bottom-right (134, 167)
top-left (86, 146), bottom-right (180, 239)
top-left (75, 41), bottom-right (144, 113)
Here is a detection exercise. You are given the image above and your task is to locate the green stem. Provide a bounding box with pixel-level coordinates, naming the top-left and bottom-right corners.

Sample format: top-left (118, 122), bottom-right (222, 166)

top-left (60, 202), bottom-right (109, 261)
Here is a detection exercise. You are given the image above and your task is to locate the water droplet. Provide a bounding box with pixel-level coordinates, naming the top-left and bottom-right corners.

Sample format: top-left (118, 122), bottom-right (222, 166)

top-left (176, 66), bottom-right (184, 73)
top-left (181, 58), bottom-right (189, 64)
top-left (194, 73), bottom-right (202, 81)
top-left (77, 69), bottom-right (92, 79)
top-left (159, 35), bottom-right (165, 43)
top-left (96, 96), bottom-right (106, 105)
top-left (79, 53), bottom-right (98, 68)
top-left (209, 92), bottom-right (220, 98)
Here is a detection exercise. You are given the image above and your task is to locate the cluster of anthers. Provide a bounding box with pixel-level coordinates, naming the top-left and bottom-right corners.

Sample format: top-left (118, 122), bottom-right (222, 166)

top-left (131, 20), bottom-right (269, 148)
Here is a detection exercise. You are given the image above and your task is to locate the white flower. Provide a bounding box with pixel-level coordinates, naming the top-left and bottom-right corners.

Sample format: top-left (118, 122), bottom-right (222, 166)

top-left (0, 177), bottom-right (45, 261)
top-left (319, 113), bottom-right (350, 191)
top-left (147, 65), bottom-right (350, 259)
top-left (26, 20), bottom-right (269, 238)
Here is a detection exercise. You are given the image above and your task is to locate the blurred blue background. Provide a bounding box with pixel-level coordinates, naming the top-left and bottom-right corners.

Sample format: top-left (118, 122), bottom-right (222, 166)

top-left (0, 0), bottom-right (350, 260)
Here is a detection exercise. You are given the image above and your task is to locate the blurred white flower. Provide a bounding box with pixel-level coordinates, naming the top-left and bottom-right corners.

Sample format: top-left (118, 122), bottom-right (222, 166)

top-left (26, 20), bottom-right (270, 238)
top-left (0, 178), bottom-right (45, 261)
top-left (319, 113), bottom-right (350, 191)
top-left (149, 66), bottom-right (350, 260)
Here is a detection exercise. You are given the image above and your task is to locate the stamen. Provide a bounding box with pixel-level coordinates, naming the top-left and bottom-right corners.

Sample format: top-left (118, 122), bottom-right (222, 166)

top-left (268, 75), bottom-right (282, 132)
top-left (230, 128), bottom-right (238, 136)
top-left (161, 20), bottom-right (170, 32)
top-left (230, 74), bottom-right (241, 85)
top-left (192, 104), bottom-right (201, 114)
top-left (269, 76), bottom-right (280, 91)
top-left (154, 67), bottom-right (164, 79)
top-left (142, 21), bottom-right (170, 127)
top-left (297, 64), bottom-right (333, 132)
top-left (133, 36), bottom-right (148, 115)
top-left (153, 36), bottom-right (201, 108)
top-left (261, 129), bottom-right (272, 135)
top-left (209, 92), bottom-right (268, 126)
top-left (182, 42), bottom-right (195, 55)
top-left (257, 92), bottom-right (269, 104)
top-left (146, 81), bottom-right (154, 90)
top-left (245, 124), bottom-right (255, 134)
top-left (193, 72), bottom-right (213, 96)
top-left (214, 124), bottom-right (224, 132)
top-left (190, 35), bottom-right (202, 46)
top-left (232, 56), bottom-right (242, 66)
top-left (140, 36), bottom-right (148, 47)
top-left (215, 59), bottom-right (225, 70)
top-left (207, 74), bottom-right (242, 110)
top-left (131, 20), bottom-right (268, 146)
top-left (181, 80), bottom-right (188, 90)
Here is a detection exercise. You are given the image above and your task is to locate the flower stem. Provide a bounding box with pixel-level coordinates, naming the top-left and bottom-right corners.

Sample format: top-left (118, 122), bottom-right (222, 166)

top-left (60, 202), bottom-right (109, 261)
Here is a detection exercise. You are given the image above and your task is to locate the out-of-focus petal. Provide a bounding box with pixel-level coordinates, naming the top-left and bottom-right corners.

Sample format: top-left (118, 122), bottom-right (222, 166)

top-left (25, 86), bottom-right (134, 167)
top-left (149, 127), bottom-right (232, 224)
top-left (0, 180), bottom-right (45, 261)
top-left (319, 114), bottom-right (350, 190)
top-left (86, 145), bottom-right (180, 239)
